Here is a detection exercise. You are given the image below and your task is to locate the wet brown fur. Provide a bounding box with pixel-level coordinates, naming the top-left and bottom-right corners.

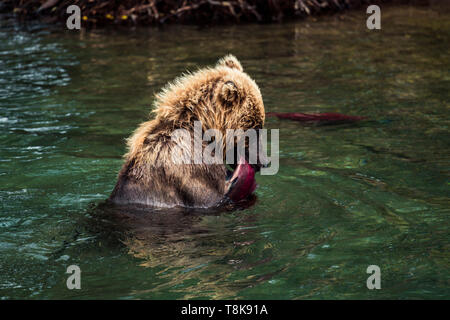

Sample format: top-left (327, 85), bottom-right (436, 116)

top-left (110, 55), bottom-right (265, 208)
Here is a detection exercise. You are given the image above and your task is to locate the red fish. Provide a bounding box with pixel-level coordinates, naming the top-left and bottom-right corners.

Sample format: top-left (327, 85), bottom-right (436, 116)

top-left (225, 158), bottom-right (257, 202)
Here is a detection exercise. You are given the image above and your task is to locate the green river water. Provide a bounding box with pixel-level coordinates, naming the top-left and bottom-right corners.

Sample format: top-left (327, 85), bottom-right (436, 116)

top-left (0, 4), bottom-right (449, 299)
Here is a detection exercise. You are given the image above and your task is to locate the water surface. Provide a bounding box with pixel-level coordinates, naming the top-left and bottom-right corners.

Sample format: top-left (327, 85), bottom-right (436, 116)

top-left (0, 4), bottom-right (449, 299)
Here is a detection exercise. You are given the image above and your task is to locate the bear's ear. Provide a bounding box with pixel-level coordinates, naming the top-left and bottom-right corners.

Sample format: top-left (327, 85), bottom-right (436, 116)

top-left (217, 54), bottom-right (243, 72)
top-left (220, 81), bottom-right (239, 104)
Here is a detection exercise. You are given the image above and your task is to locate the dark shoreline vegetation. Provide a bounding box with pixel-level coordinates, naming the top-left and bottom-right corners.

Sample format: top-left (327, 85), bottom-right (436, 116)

top-left (0, 0), bottom-right (429, 27)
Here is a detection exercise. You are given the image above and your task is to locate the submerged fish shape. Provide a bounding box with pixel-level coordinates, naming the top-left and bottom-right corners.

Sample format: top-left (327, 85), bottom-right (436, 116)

top-left (266, 112), bottom-right (365, 124)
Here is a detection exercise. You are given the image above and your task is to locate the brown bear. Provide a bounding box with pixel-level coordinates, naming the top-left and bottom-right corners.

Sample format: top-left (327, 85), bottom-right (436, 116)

top-left (109, 55), bottom-right (266, 208)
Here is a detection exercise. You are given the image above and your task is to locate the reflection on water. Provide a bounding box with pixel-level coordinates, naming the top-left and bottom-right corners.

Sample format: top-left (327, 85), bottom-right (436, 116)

top-left (0, 4), bottom-right (449, 299)
top-left (88, 200), bottom-right (268, 299)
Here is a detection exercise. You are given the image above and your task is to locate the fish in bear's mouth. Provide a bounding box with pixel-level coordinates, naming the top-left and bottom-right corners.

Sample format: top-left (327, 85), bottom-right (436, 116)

top-left (224, 157), bottom-right (264, 202)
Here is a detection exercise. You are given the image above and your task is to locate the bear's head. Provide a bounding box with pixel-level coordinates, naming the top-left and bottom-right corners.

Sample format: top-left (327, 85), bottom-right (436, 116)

top-left (152, 55), bottom-right (267, 176)
top-left (153, 54), bottom-right (265, 135)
